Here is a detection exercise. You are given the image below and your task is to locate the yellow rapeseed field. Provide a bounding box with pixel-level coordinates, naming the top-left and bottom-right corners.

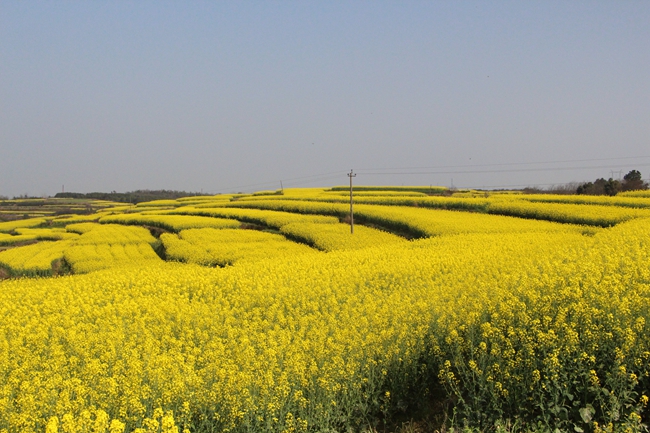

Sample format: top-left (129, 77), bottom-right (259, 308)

top-left (1, 190), bottom-right (649, 432)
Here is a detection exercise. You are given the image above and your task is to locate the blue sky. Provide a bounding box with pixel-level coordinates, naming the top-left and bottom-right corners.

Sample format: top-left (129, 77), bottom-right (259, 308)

top-left (2, 1), bottom-right (649, 196)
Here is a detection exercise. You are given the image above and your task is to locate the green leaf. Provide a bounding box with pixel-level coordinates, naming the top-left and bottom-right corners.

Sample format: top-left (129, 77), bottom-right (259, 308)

top-left (579, 405), bottom-right (595, 423)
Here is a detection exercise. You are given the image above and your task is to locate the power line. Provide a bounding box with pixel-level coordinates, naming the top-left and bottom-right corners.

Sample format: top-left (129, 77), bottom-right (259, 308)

top-left (358, 162), bottom-right (650, 176)
top-left (283, 173), bottom-right (346, 186)
top-left (208, 171), bottom-right (346, 194)
top-left (355, 155), bottom-right (650, 172)
top-left (460, 182), bottom-right (580, 189)
top-left (206, 155), bottom-right (650, 194)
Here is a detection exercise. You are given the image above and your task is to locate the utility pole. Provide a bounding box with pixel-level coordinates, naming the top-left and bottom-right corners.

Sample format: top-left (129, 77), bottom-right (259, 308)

top-left (610, 170), bottom-right (622, 180)
top-left (348, 169), bottom-right (356, 234)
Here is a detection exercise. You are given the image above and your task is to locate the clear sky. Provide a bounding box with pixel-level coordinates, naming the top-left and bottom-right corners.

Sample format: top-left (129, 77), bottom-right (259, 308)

top-left (2, 1), bottom-right (649, 197)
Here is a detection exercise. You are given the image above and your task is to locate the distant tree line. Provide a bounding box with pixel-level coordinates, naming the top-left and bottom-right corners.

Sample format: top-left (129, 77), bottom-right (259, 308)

top-left (8, 194), bottom-right (43, 200)
top-left (576, 170), bottom-right (648, 196)
top-left (54, 189), bottom-right (207, 204)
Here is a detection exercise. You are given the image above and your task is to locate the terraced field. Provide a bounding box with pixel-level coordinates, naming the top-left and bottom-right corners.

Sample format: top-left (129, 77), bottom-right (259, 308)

top-left (1, 188), bottom-right (649, 432)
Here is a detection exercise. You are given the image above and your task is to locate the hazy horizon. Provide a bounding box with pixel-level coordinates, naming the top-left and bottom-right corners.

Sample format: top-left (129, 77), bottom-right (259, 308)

top-left (2, 2), bottom-right (649, 197)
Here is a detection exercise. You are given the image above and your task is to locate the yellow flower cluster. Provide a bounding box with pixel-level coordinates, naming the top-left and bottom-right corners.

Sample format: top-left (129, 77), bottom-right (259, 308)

top-left (69, 224), bottom-right (156, 245)
top-left (15, 228), bottom-right (79, 241)
top-left (171, 206), bottom-right (339, 229)
top-left (130, 195), bottom-right (236, 209)
top-left (0, 240), bottom-right (72, 276)
top-left (99, 214), bottom-right (241, 232)
top-left (63, 243), bottom-right (161, 274)
top-left (64, 223), bottom-right (104, 234)
top-left (61, 224), bottom-right (161, 273)
top-left (0, 210), bottom-right (53, 216)
top-left (135, 200), bottom-right (183, 208)
top-left (0, 217), bottom-right (47, 233)
top-left (618, 189), bottom-right (650, 198)
top-left (161, 228), bottom-right (319, 266)
top-left (329, 185), bottom-right (447, 194)
top-left (236, 191), bottom-right (490, 213)
top-left (279, 222), bottom-right (406, 251)
top-left (50, 213), bottom-right (111, 226)
top-left (321, 190), bottom-right (428, 197)
top-left (0, 232), bottom-right (39, 246)
top-left (520, 193), bottom-right (650, 208)
top-left (486, 198), bottom-right (650, 226)
top-left (43, 408), bottom-right (184, 433)
top-left (176, 195), bottom-right (234, 202)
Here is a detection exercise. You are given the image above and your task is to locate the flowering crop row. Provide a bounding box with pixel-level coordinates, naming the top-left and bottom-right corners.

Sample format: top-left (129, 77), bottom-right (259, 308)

top-left (15, 228), bottom-right (80, 241)
top-left (63, 243), bottom-right (161, 274)
top-left (320, 190), bottom-right (428, 197)
top-left (0, 240), bottom-right (72, 276)
top-left (99, 214), bottom-right (241, 232)
top-left (0, 218), bottom-right (47, 233)
top-left (485, 199), bottom-right (650, 227)
top-left (176, 195), bottom-right (235, 202)
top-left (0, 210), bottom-right (54, 216)
top-left (225, 200), bottom-right (596, 237)
top-left (171, 206), bottom-right (339, 229)
top-left (515, 193), bottom-right (650, 208)
top-left (61, 224), bottom-right (161, 274)
top-left (68, 224), bottom-right (157, 246)
top-left (50, 213), bottom-right (112, 226)
top-left (0, 233), bottom-right (38, 246)
top-left (279, 222), bottom-right (406, 251)
top-left (619, 190), bottom-right (650, 198)
top-left (329, 185), bottom-right (448, 194)
top-left (234, 189), bottom-right (650, 226)
top-left (161, 228), bottom-right (318, 266)
top-left (134, 200), bottom-right (182, 208)
top-left (64, 223), bottom-right (106, 234)
top-left (235, 193), bottom-right (491, 212)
